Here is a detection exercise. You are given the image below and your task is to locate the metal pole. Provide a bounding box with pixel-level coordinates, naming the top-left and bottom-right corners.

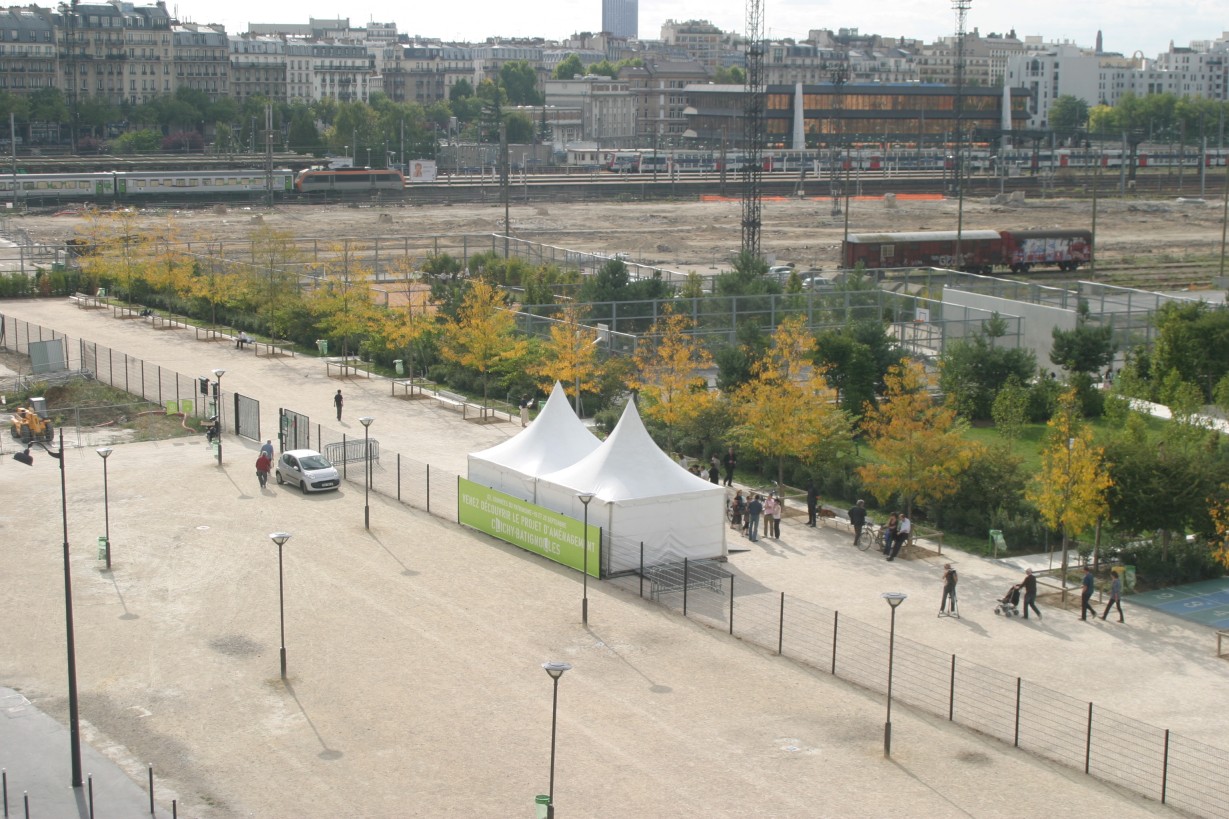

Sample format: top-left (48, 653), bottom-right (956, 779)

top-left (884, 603), bottom-right (896, 756)
top-left (215, 373), bottom-right (223, 467)
top-left (57, 429), bottom-right (83, 787)
top-left (364, 425), bottom-right (371, 529)
top-left (278, 541), bottom-right (286, 679)
top-left (581, 499), bottom-right (590, 625)
top-left (102, 455), bottom-right (110, 569)
top-left (548, 675), bottom-right (560, 810)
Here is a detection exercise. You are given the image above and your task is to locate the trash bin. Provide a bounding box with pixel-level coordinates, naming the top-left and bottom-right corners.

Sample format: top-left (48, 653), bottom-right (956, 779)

top-left (1121, 565), bottom-right (1136, 592)
top-left (534, 795), bottom-right (551, 819)
top-left (989, 529), bottom-right (1006, 557)
top-left (97, 536), bottom-right (108, 560)
top-left (315, 339), bottom-right (329, 355)
top-left (394, 359), bottom-right (404, 375)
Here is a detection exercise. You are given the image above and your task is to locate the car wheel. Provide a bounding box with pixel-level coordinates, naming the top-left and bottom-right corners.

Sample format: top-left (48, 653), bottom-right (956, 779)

top-left (275, 471), bottom-right (284, 485)
top-left (300, 480), bottom-right (308, 495)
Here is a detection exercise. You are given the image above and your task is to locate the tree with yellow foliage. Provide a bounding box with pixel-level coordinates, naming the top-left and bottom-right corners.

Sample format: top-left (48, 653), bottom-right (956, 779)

top-left (729, 315), bottom-right (855, 489)
top-left (247, 225), bottom-right (305, 338)
top-left (858, 359), bottom-right (981, 520)
top-left (380, 255), bottom-right (437, 382)
top-left (306, 241), bottom-right (381, 365)
top-left (77, 209), bottom-right (142, 304)
top-left (526, 303), bottom-right (605, 414)
top-left (629, 307), bottom-right (715, 453)
top-left (1027, 387), bottom-right (1112, 577)
top-left (1208, 485), bottom-right (1229, 570)
top-left (440, 279), bottom-right (528, 405)
top-left (139, 217), bottom-right (195, 316)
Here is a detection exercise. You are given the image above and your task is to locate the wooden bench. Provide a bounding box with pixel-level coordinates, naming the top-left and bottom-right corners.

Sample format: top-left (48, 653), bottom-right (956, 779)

top-left (435, 391), bottom-right (466, 413)
top-left (112, 304), bottom-right (141, 319)
top-left (151, 314), bottom-right (185, 330)
top-left (646, 560), bottom-right (732, 600)
top-left (252, 340), bottom-right (294, 358)
top-left (326, 359), bottom-right (370, 379)
top-left (391, 379), bottom-right (432, 400)
top-left (68, 292), bottom-right (103, 309)
top-left (195, 327), bottom-right (226, 342)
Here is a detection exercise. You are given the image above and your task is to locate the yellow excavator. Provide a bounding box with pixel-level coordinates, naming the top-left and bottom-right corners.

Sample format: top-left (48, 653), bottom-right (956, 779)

top-left (9, 398), bottom-right (54, 443)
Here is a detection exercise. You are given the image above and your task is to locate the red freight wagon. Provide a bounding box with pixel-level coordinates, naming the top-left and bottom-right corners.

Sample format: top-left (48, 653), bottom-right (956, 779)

top-left (998, 229), bottom-right (1092, 273)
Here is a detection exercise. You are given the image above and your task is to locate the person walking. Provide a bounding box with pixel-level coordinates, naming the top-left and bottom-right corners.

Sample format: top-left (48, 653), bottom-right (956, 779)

top-left (255, 451), bottom-right (272, 488)
top-left (887, 512), bottom-right (910, 561)
top-left (722, 447), bottom-right (737, 487)
top-left (1079, 566), bottom-right (1098, 621)
top-left (1101, 571), bottom-right (1125, 623)
top-left (260, 439), bottom-right (275, 460)
top-left (1022, 569), bottom-right (1042, 620)
top-left (334, 389), bottom-right (344, 422)
top-left (939, 564), bottom-right (958, 615)
top-left (707, 462), bottom-right (719, 484)
top-left (806, 481), bottom-right (818, 527)
top-left (848, 499), bottom-right (867, 547)
top-left (747, 494), bottom-right (763, 542)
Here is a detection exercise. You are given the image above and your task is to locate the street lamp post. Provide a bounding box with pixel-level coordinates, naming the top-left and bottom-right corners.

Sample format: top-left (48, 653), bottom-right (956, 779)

top-left (882, 591), bottom-right (907, 757)
top-left (269, 532), bottom-right (292, 679)
top-left (359, 416), bottom-right (374, 529)
top-left (577, 493), bottom-right (594, 625)
top-left (212, 368), bottom-right (225, 467)
top-left (13, 429), bottom-right (83, 786)
top-left (542, 661), bottom-right (572, 818)
top-left (96, 447), bottom-right (113, 570)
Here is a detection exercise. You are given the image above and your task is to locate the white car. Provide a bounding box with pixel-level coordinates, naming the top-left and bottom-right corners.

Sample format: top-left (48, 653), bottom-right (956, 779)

top-left (275, 449), bottom-right (341, 493)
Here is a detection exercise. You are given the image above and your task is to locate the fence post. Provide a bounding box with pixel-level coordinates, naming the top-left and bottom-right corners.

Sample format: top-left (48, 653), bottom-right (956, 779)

top-left (1161, 728), bottom-right (1170, 804)
top-left (1014, 677), bottom-right (1022, 747)
top-left (148, 763), bottom-right (154, 813)
top-left (682, 558), bottom-right (690, 616)
top-left (140, 360), bottom-right (145, 399)
top-left (426, 464), bottom-right (431, 514)
top-left (396, 453), bottom-right (401, 501)
top-left (1084, 702), bottom-right (1093, 774)
top-left (777, 591), bottom-right (784, 655)
top-left (831, 611), bottom-right (839, 675)
top-left (342, 433), bottom-right (347, 479)
top-left (728, 575), bottom-right (735, 635)
top-left (124, 353), bottom-right (130, 393)
top-left (948, 655), bottom-right (956, 721)
top-left (638, 542), bottom-right (644, 599)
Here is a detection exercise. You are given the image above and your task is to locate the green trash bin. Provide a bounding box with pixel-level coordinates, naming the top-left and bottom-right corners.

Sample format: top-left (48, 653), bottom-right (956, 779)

top-left (534, 795), bottom-right (551, 819)
top-left (315, 339), bottom-right (329, 356)
top-left (97, 536), bottom-right (108, 560)
top-left (394, 360), bottom-right (404, 375)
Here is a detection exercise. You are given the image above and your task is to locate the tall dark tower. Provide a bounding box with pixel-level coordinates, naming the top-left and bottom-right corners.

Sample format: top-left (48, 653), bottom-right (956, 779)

top-left (1095, 30), bottom-right (1103, 54)
top-left (741, 0), bottom-right (766, 259)
top-left (952, 0), bottom-right (970, 266)
top-left (601, 0), bottom-right (638, 39)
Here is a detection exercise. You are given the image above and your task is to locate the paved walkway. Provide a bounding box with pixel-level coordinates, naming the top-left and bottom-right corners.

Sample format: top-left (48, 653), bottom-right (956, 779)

top-left (0, 297), bottom-right (1219, 817)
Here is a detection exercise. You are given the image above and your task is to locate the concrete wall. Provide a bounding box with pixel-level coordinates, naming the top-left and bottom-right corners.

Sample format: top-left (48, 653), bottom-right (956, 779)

top-left (944, 288), bottom-right (1076, 372)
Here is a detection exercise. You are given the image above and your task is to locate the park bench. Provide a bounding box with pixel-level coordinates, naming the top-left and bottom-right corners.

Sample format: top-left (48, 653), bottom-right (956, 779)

top-left (112, 304), bottom-right (141, 319)
top-left (68, 292), bottom-right (103, 309)
top-left (195, 327), bottom-right (226, 342)
top-left (151, 314), bottom-right (185, 330)
top-left (646, 560), bottom-right (732, 601)
top-left (252, 340), bottom-right (294, 358)
top-left (325, 359), bottom-right (369, 379)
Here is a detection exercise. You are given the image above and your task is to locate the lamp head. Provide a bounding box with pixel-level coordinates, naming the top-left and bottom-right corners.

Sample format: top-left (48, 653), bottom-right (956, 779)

top-left (212, 368), bottom-right (225, 379)
top-left (13, 449), bottom-right (34, 466)
top-left (882, 591), bottom-right (908, 609)
top-left (268, 531), bottom-right (292, 547)
top-left (96, 446), bottom-right (113, 460)
top-left (542, 661), bottom-right (572, 680)
top-left (577, 493), bottom-right (595, 506)
top-left (359, 416), bottom-right (374, 428)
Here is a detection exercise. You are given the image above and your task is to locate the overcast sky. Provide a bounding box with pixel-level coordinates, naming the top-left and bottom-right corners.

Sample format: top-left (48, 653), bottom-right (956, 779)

top-left (178, 0), bottom-right (1226, 62)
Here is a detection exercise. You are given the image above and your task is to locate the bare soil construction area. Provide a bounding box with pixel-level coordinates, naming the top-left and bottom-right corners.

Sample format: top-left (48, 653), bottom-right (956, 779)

top-left (13, 191), bottom-right (1229, 286)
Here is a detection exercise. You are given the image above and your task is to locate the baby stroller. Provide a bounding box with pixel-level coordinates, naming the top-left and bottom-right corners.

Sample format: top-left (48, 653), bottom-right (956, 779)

top-left (995, 583), bottom-right (1022, 617)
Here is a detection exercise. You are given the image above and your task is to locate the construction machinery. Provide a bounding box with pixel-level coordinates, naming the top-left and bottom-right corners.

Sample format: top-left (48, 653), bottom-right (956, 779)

top-left (9, 397), bottom-right (54, 443)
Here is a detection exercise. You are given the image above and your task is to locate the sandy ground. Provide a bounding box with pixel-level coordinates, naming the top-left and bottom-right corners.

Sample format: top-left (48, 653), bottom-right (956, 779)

top-left (5, 191), bottom-right (1229, 280)
top-left (0, 298), bottom-right (1223, 817)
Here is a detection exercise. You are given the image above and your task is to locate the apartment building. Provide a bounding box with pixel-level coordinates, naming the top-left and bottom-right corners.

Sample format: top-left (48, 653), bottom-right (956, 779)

top-left (228, 35), bottom-right (286, 102)
top-left (543, 75), bottom-right (636, 145)
top-left (172, 22), bottom-right (227, 99)
top-left (0, 6), bottom-right (57, 95)
top-left (311, 41), bottom-right (373, 102)
top-left (659, 19), bottom-right (722, 70)
top-left (58, 0), bottom-right (174, 106)
top-left (621, 59), bottom-right (709, 141)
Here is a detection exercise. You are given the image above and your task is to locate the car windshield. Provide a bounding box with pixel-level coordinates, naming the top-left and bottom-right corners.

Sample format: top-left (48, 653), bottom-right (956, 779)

top-left (298, 455), bottom-right (332, 470)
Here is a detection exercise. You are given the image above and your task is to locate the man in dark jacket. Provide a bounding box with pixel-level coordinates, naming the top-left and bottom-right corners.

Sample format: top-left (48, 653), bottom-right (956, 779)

top-left (848, 499), bottom-right (867, 546)
top-left (1022, 569), bottom-right (1042, 620)
top-left (722, 446), bottom-right (737, 487)
top-left (806, 482), bottom-right (819, 526)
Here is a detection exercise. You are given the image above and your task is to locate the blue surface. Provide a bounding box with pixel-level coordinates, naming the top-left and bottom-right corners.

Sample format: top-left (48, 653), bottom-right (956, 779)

top-left (1130, 577), bottom-right (1229, 628)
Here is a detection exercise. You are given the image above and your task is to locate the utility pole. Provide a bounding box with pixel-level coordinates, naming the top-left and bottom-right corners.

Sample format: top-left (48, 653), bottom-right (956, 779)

top-left (264, 103), bottom-right (274, 207)
top-left (741, 0), bottom-right (766, 259)
top-left (952, 0), bottom-right (971, 269)
top-left (500, 121), bottom-right (509, 259)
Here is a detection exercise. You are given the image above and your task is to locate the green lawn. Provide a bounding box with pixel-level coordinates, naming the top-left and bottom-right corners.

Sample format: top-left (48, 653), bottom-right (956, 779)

top-left (962, 412), bottom-right (1170, 473)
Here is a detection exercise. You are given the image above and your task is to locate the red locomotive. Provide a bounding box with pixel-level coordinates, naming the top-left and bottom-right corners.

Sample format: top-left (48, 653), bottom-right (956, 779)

top-left (842, 229), bottom-right (1092, 274)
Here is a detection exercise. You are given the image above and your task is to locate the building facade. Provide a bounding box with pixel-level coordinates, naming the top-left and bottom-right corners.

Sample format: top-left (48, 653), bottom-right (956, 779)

top-left (659, 20), bottom-right (722, 69)
top-left (602, 0), bottom-right (637, 40)
top-left (621, 59), bottom-right (709, 141)
top-left (544, 75), bottom-right (636, 145)
top-left (173, 23), bottom-right (228, 99)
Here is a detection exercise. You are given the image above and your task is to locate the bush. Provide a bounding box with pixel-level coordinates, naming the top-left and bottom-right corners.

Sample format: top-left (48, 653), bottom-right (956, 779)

top-left (1111, 538), bottom-right (1226, 588)
top-left (162, 130), bottom-right (204, 152)
top-left (112, 129), bottom-right (162, 154)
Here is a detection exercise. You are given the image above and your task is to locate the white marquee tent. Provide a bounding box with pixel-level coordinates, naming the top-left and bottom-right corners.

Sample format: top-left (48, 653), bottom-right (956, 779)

top-left (466, 382), bottom-right (600, 502)
top-left (535, 399), bottom-right (727, 570)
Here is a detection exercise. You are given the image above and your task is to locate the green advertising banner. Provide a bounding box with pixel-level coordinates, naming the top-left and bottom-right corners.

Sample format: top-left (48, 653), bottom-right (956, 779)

top-left (458, 478), bottom-right (600, 577)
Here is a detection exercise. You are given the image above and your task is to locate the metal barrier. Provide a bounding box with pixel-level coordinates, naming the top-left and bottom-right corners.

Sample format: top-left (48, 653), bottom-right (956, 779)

top-left (325, 437), bottom-right (380, 465)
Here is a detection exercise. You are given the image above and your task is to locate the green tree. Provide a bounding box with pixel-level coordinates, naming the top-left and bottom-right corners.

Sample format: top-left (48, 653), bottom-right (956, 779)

top-left (1050, 302), bottom-right (1115, 376)
top-left (630, 308), bottom-right (717, 453)
top-left (858, 360), bottom-right (981, 519)
top-left (587, 60), bottom-right (619, 79)
top-left (500, 61), bottom-right (542, 105)
top-left (553, 54), bottom-right (584, 80)
top-left (505, 111), bottom-right (535, 143)
top-left (940, 319), bottom-right (1037, 420)
top-left (1151, 300), bottom-right (1229, 401)
top-left (712, 66), bottom-right (745, 84)
top-left (449, 79), bottom-right (474, 101)
top-left (306, 242), bottom-right (380, 362)
top-left (991, 376), bottom-right (1030, 441)
top-left (814, 320), bottom-right (902, 416)
top-left (1048, 95), bottom-right (1090, 138)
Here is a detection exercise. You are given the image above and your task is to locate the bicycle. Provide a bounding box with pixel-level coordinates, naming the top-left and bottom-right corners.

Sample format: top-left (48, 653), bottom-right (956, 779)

top-left (854, 523), bottom-right (874, 552)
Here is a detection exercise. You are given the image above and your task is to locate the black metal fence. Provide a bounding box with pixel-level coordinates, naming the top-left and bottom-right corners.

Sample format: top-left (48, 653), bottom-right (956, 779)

top-left (607, 556), bottom-right (1229, 819)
